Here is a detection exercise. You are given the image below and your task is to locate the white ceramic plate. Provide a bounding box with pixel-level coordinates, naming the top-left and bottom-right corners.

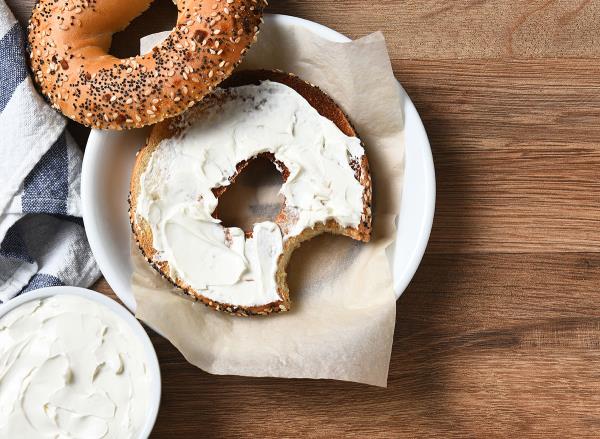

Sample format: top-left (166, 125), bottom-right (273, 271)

top-left (81, 14), bottom-right (436, 312)
top-left (0, 286), bottom-right (161, 438)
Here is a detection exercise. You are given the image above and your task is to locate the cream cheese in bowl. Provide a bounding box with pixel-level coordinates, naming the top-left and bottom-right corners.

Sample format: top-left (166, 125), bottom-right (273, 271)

top-left (0, 289), bottom-right (160, 438)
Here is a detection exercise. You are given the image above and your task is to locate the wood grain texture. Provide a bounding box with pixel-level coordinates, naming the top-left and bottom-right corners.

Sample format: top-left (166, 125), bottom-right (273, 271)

top-left (9, 0), bottom-right (600, 436)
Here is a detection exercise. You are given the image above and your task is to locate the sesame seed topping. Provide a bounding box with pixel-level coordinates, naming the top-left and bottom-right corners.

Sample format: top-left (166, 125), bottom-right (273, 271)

top-left (29, 0), bottom-right (266, 129)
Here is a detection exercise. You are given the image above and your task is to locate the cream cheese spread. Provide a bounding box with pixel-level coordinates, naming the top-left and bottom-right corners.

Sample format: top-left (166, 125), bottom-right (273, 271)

top-left (137, 80), bottom-right (365, 307)
top-left (0, 295), bottom-right (151, 439)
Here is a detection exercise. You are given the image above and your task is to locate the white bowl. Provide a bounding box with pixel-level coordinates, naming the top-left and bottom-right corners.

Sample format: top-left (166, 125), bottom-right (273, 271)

top-left (0, 287), bottom-right (161, 439)
top-left (81, 14), bottom-right (436, 311)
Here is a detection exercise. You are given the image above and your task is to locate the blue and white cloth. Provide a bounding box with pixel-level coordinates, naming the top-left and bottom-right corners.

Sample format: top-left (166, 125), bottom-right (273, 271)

top-left (0, 1), bottom-right (100, 302)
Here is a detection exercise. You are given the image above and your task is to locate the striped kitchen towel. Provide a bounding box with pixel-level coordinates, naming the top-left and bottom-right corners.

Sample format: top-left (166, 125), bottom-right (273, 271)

top-left (0, 1), bottom-right (100, 302)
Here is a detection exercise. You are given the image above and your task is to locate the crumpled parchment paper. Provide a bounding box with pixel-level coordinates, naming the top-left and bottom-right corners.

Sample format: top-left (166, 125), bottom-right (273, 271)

top-left (131, 19), bottom-right (404, 387)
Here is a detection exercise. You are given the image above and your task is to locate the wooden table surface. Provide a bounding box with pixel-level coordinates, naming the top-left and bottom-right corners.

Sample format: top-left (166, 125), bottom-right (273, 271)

top-left (10, 0), bottom-right (600, 437)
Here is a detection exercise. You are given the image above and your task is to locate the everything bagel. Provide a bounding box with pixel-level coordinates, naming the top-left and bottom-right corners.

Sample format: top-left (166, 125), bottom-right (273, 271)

top-left (130, 70), bottom-right (372, 316)
top-left (28, 0), bottom-right (266, 129)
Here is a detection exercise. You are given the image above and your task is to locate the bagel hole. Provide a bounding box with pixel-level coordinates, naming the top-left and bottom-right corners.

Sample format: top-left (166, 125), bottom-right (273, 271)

top-left (213, 157), bottom-right (284, 233)
top-left (109, 0), bottom-right (177, 59)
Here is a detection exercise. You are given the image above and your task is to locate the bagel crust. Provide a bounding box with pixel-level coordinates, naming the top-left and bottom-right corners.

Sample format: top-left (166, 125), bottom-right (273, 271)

top-left (28, 0), bottom-right (267, 130)
top-left (130, 70), bottom-right (373, 316)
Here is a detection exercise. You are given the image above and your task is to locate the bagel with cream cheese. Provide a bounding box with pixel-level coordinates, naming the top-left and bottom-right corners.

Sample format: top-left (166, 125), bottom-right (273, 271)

top-left (28, 0), bottom-right (266, 130)
top-left (129, 70), bottom-right (372, 316)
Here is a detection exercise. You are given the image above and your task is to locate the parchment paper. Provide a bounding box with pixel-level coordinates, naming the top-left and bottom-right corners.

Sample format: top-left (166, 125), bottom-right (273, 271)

top-left (132, 20), bottom-right (404, 387)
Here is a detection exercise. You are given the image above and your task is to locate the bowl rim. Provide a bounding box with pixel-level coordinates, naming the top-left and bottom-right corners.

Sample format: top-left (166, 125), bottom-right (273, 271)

top-left (0, 286), bottom-right (161, 439)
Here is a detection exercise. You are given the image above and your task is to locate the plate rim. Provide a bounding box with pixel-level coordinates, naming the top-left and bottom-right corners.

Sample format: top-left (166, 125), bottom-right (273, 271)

top-left (81, 13), bottom-right (436, 311)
